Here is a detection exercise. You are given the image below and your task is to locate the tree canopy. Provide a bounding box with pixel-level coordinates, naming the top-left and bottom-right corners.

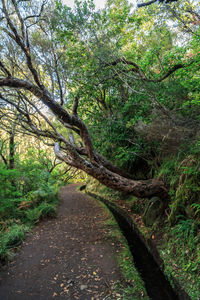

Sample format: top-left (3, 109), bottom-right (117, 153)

top-left (0, 0), bottom-right (199, 199)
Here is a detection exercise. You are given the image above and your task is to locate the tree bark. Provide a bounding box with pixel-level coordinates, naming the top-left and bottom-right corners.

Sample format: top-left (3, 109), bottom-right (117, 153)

top-left (54, 143), bottom-right (169, 199)
top-left (9, 131), bottom-right (15, 169)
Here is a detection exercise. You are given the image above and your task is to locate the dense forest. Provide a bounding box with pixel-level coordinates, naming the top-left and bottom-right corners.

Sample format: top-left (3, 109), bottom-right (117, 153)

top-left (0, 0), bottom-right (200, 298)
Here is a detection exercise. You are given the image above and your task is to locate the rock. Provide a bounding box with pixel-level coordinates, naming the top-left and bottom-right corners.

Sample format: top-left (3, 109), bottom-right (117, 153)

top-left (143, 197), bottom-right (163, 227)
top-left (66, 279), bottom-right (74, 288)
top-left (80, 284), bottom-right (88, 290)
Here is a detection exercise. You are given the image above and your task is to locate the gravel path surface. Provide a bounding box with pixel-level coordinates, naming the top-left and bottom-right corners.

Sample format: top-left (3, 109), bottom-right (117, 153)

top-left (0, 184), bottom-right (123, 300)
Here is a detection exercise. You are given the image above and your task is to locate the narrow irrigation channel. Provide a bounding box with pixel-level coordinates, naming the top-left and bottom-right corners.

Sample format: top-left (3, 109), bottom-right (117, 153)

top-left (87, 192), bottom-right (180, 300)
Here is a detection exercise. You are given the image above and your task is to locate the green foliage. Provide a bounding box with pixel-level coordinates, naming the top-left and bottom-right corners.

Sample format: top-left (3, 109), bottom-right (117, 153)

top-left (0, 148), bottom-right (65, 263)
top-left (51, 0), bottom-right (200, 177)
top-left (25, 202), bottom-right (57, 223)
top-left (17, 149), bottom-right (52, 194)
top-left (159, 218), bottom-right (200, 299)
top-left (0, 167), bottom-right (21, 199)
top-left (0, 224), bottom-right (30, 261)
top-left (0, 166), bottom-right (23, 220)
top-left (172, 219), bottom-right (197, 244)
top-left (156, 147), bottom-right (200, 224)
top-left (191, 203), bottom-right (200, 216)
top-left (2, 224), bottom-right (29, 248)
top-left (153, 145), bottom-right (200, 298)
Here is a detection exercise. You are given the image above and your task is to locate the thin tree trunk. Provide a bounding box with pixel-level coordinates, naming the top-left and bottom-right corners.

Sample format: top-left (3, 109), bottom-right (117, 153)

top-left (9, 131), bottom-right (15, 169)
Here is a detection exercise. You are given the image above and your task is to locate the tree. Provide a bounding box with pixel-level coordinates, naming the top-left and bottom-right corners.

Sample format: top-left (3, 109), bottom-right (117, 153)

top-left (0, 0), bottom-right (198, 199)
top-left (0, 119), bottom-right (17, 169)
top-left (137, 0), bottom-right (178, 8)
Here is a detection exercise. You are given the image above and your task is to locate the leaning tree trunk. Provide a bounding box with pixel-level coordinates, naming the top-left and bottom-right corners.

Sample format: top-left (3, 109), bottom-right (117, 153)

top-left (80, 162), bottom-right (169, 199)
top-left (54, 143), bottom-right (169, 200)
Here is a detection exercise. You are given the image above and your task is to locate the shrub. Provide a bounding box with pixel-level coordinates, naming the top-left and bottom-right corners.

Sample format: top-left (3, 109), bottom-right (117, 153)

top-left (0, 224), bottom-right (30, 261)
top-left (25, 202), bottom-right (57, 223)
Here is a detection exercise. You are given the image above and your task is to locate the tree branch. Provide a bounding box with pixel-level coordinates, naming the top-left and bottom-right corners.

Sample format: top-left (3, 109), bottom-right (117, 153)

top-left (2, 0), bottom-right (43, 87)
top-left (137, 0), bottom-right (157, 8)
top-left (0, 61), bottom-right (11, 77)
top-left (0, 76), bottom-right (98, 163)
top-left (53, 53), bottom-right (64, 106)
top-left (105, 57), bottom-right (196, 83)
top-left (24, 0), bottom-right (47, 21)
top-left (137, 0), bottom-right (178, 8)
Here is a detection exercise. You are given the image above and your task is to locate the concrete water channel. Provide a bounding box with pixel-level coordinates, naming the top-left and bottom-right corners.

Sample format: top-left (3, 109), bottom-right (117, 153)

top-left (86, 191), bottom-right (181, 300)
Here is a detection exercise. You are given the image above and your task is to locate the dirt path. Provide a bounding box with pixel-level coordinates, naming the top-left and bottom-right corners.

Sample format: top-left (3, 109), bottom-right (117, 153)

top-left (0, 184), bottom-right (124, 300)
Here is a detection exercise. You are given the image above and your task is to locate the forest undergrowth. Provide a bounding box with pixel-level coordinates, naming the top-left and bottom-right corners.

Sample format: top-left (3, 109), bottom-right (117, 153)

top-left (0, 148), bottom-right (70, 263)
